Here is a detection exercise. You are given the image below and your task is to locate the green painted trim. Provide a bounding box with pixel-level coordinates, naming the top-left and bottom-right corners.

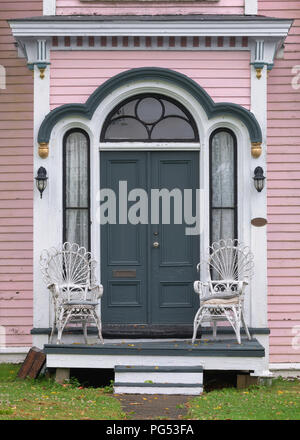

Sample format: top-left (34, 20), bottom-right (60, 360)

top-left (114, 382), bottom-right (203, 388)
top-left (115, 365), bottom-right (203, 372)
top-left (250, 62), bottom-right (266, 69)
top-left (38, 67), bottom-right (262, 144)
top-left (31, 326), bottom-right (270, 335)
top-left (44, 339), bottom-right (265, 357)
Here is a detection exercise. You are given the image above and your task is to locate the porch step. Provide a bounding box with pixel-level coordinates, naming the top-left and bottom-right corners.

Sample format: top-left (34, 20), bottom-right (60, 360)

top-left (114, 365), bottom-right (203, 395)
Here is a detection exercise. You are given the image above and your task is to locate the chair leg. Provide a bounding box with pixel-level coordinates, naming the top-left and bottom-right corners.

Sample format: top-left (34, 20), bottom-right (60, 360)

top-left (50, 315), bottom-right (56, 344)
top-left (82, 321), bottom-right (88, 344)
top-left (92, 309), bottom-right (104, 344)
top-left (212, 321), bottom-right (217, 340)
top-left (223, 306), bottom-right (241, 344)
top-left (56, 309), bottom-right (71, 345)
top-left (241, 311), bottom-right (251, 340)
top-left (192, 307), bottom-right (204, 344)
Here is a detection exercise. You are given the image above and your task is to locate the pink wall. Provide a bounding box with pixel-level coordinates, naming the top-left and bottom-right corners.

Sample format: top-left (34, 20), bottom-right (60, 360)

top-left (0, 1), bottom-right (42, 346)
top-left (50, 50), bottom-right (250, 110)
top-left (56, 0), bottom-right (244, 16)
top-left (259, 0), bottom-right (300, 363)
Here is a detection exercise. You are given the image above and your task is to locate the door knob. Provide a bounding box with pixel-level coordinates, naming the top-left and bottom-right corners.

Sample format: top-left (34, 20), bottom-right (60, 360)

top-left (153, 241), bottom-right (160, 248)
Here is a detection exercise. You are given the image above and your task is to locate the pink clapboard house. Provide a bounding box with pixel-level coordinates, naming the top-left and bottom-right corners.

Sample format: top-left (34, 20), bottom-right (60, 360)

top-left (0, 0), bottom-right (300, 389)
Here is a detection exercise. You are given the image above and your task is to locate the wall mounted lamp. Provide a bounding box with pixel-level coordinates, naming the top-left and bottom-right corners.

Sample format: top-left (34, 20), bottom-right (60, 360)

top-left (35, 166), bottom-right (48, 198)
top-left (253, 166), bottom-right (265, 192)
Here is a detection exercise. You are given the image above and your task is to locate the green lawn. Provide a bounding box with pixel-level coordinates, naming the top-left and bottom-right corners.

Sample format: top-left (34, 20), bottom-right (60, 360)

top-left (0, 363), bottom-right (126, 420)
top-left (187, 377), bottom-right (300, 420)
top-left (1, 363), bottom-right (300, 420)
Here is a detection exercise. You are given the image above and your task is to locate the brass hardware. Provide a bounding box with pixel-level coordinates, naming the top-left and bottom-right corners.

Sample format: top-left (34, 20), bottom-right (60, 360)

top-left (153, 241), bottom-right (160, 248)
top-left (113, 270), bottom-right (136, 278)
top-left (153, 231), bottom-right (159, 236)
top-left (251, 217), bottom-right (267, 227)
top-left (38, 142), bottom-right (49, 159)
top-left (251, 142), bottom-right (262, 158)
top-left (255, 67), bottom-right (262, 79)
top-left (39, 67), bottom-right (46, 79)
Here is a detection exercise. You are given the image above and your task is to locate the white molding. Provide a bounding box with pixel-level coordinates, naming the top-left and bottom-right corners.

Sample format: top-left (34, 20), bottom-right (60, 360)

top-left (33, 61), bottom-right (51, 334)
top-left (46, 353), bottom-right (266, 373)
top-left (245, 0), bottom-right (257, 15)
top-left (249, 39), bottom-right (268, 330)
top-left (270, 363), bottom-right (300, 370)
top-left (9, 18), bottom-right (293, 38)
top-left (43, 0), bottom-right (56, 16)
top-left (0, 347), bottom-right (31, 364)
top-left (37, 80), bottom-right (256, 336)
top-left (99, 142), bottom-right (201, 151)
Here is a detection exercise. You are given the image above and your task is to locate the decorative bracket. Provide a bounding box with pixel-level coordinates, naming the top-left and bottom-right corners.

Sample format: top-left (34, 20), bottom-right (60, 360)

top-left (250, 38), bottom-right (283, 80)
top-left (15, 38), bottom-right (51, 78)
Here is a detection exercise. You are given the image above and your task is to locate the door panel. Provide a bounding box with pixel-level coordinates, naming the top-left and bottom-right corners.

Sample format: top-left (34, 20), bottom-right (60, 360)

top-left (150, 152), bottom-right (199, 324)
top-left (101, 152), bottom-right (148, 324)
top-left (100, 151), bottom-right (199, 327)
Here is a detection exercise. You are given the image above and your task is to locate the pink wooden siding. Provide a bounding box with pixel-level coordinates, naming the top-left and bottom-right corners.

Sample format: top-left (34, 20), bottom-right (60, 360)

top-left (0, 0), bottom-right (42, 346)
top-left (50, 50), bottom-right (250, 110)
top-left (56, 0), bottom-right (244, 16)
top-left (259, 0), bottom-right (300, 363)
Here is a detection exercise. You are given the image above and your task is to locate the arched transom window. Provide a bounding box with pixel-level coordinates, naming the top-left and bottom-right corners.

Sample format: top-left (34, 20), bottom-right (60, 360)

top-left (101, 94), bottom-right (199, 142)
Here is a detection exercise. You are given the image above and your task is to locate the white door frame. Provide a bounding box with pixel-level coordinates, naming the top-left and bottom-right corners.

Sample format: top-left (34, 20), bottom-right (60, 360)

top-left (33, 79), bottom-right (259, 344)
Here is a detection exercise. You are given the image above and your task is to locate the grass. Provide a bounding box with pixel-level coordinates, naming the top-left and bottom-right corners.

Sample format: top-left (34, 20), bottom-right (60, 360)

top-left (0, 363), bottom-right (126, 420)
top-left (187, 377), bottom-right (300, 420)
top-left (1, 364), bottom-right (300, 420)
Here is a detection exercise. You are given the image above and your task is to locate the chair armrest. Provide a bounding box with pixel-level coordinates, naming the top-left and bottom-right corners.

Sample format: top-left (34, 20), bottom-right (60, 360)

top-left (89, 284), bottom-right (104, 300)
top-left (238, 280), bottom-right (248, 295)
top-left (193, 281), bottom-right (209, 299)
top-left (47, 283), bottom-right (60, 299)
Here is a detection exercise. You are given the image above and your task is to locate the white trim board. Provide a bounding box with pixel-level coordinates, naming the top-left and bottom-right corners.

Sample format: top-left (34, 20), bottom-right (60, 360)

top-left (245, 0), bottom-right (257, 15)
top-left (46, 353), bottom-right (266, 376)
top-left (43, 0), bottom-right (56, 15)
top-left (9, 18), bottom-right (293, 38)
top-left (0, 347), bottom-right (31, 364)
top-left (33, 79), bottom-right (259, 348)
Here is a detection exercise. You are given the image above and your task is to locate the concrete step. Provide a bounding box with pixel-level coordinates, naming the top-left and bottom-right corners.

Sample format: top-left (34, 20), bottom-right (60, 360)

top-left (114, 365), bottom-right (203, 395)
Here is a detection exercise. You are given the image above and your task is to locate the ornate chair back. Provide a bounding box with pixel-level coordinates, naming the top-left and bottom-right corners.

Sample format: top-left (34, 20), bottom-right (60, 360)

top-left (198, 239), bottom-right (254, 297)
top-left (40, 242), bottom-right (94, 303)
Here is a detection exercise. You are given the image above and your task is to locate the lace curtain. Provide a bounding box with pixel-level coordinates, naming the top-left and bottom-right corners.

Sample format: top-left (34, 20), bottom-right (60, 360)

top-left (211, 130), bottom-right (236, 244)
top-left (64, 131), bottom-right (89, 251)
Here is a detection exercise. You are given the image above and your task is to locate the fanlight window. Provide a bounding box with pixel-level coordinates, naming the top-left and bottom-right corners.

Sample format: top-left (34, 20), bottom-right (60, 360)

top-left (101, 94), bottom-right (199, 142)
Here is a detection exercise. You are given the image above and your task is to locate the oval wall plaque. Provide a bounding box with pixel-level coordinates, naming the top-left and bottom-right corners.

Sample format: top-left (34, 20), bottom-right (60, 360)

top-left (251, 217), bottom-right (267, 227)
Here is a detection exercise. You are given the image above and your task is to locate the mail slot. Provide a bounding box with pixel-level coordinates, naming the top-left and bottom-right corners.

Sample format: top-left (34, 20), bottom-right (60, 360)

top-left (113, 270), bottom-right (136, 278)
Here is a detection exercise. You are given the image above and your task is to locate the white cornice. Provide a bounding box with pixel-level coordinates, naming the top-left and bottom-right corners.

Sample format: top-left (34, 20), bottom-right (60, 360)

top-left (9, 18), bottom-right (293, 38)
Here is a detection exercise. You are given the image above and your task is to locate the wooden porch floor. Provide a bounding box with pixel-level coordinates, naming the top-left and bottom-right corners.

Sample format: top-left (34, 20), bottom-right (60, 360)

top-left (44, 338), bottom-right (264, 357)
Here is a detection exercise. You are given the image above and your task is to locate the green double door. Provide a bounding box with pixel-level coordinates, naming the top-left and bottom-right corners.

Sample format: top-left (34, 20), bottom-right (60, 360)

top-left (100, 151), bottom-right (199, 330)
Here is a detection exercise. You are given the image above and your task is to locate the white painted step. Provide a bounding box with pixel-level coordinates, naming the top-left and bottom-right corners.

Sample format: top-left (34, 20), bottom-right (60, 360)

top-left (114, 365), bottom-right (203, 395)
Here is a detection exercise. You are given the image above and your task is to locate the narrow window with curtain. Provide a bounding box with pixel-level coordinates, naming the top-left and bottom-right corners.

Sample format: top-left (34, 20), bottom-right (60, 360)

top-left (210, 129), bottom-right (237, 245)
top-left (63, 129), bottom-right (90, 251)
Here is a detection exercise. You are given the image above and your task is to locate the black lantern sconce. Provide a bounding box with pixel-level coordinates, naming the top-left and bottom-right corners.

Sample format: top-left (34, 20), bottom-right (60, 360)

top-left (35, 166), bottom-right (48, 198)
top-left (253, 166), bottom-right (265, 192)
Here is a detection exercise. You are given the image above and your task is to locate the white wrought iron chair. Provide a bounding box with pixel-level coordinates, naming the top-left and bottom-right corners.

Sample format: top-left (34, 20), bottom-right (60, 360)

top-left (192, 239), bottom-right (254, 344)
top-left (40, 242), bottom-right (104, 345)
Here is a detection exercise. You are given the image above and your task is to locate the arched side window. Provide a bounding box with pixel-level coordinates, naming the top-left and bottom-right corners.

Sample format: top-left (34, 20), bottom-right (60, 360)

top-left (63, 129), bottom-right (90, 251)
top-left (101, 93), bottom-right (199, 142)
top-left (210, 129), bottom-right (237, 245)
